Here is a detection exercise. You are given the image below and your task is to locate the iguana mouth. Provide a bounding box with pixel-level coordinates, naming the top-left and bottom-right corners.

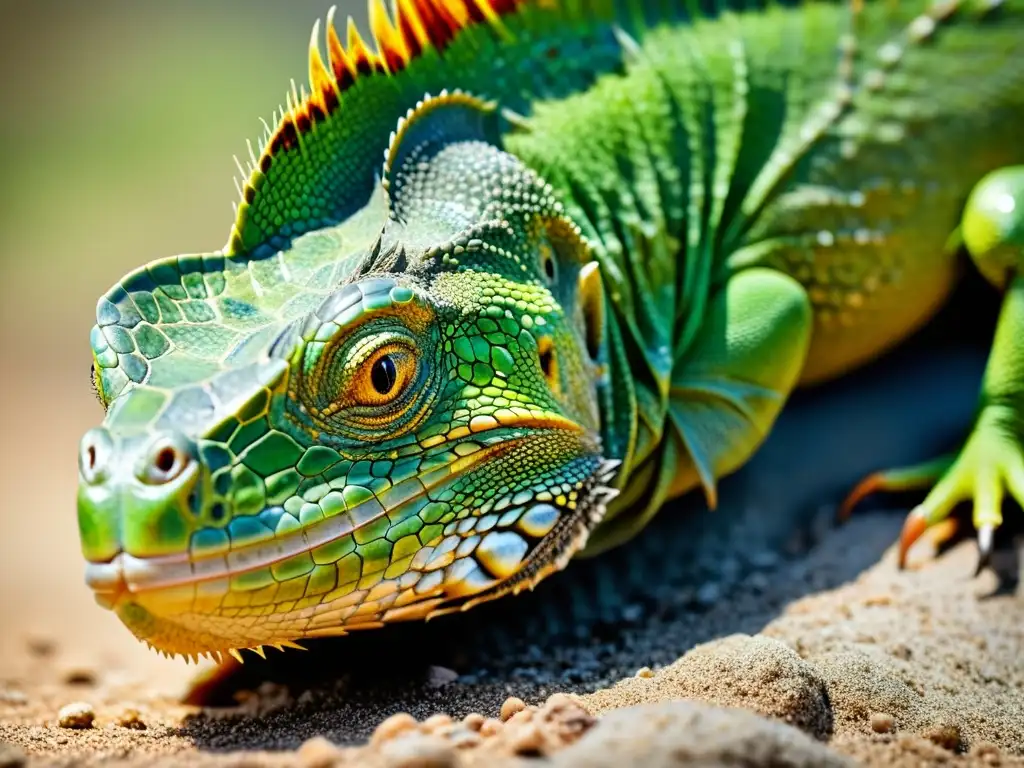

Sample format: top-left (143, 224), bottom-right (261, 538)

top-left (84, 412), bottom-right (586, 599)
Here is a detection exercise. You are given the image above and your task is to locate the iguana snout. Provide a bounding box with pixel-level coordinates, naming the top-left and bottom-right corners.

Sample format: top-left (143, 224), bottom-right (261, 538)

top-left (78, 427), bottom-right (201, 566)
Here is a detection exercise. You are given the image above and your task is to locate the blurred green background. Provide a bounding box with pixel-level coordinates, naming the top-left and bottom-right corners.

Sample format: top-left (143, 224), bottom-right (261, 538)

top-left (0, 0), bottom-right (362, 681)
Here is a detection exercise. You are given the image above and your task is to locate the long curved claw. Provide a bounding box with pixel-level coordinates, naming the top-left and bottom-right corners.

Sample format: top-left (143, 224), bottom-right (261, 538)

top-left (839, 472), bottom-right (887, 522)
top-left (897, 507), bottom-right (929, 569)
top-left (975, 524), bottom-right (995, 576)
top-left (839, 455), bottom-right (954, 523)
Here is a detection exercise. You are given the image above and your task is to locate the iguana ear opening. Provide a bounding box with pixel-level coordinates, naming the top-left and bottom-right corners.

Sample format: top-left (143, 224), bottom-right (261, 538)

top-left (578, 260), bottom-right (606, 362)
top-left (381, 90), bottom-right (501, 220)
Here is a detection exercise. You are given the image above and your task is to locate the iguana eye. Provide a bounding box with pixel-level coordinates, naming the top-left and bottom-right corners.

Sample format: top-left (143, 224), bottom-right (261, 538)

top-left (348, 344), bottom-right (417, 408)
top-left (295, 312), bottom-right (437, 441)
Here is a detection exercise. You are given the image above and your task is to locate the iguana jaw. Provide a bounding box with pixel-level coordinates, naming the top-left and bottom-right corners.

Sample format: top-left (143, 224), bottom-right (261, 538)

top-left (78, 409), bottom-right (609, 659)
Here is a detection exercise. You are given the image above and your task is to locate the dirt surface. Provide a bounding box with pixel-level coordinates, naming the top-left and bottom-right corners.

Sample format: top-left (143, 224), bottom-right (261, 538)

top-left (2, 295), bottom-right (1023, 767)
top-left (1, 526), bottom-right (1021, 767)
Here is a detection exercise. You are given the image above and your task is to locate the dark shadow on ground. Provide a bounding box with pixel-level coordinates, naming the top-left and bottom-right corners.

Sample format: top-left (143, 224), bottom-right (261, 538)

top-left (179, 277), bottom-right (999, 750)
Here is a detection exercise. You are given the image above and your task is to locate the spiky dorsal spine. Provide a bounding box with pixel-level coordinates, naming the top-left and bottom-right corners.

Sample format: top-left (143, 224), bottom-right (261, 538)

top-left (228, 0), bottom-right (536, 257)
top-left (225, 0), bottom-right (626, 260)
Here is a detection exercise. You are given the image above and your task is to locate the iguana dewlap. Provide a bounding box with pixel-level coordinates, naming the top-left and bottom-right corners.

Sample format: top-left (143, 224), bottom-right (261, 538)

top-left (76, 0), bottom-right (1024, 660)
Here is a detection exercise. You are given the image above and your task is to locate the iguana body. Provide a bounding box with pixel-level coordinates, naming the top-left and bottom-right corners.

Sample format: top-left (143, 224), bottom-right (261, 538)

top-left (77, 0), bottom-right (1024, 659)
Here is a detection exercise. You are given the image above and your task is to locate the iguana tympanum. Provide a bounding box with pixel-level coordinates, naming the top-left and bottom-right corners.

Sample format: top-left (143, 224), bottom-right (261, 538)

top-left (77, 0), bottom-right (1024, 660)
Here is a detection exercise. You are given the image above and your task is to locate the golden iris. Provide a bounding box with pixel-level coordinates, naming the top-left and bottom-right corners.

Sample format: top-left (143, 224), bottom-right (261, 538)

top-left (348, 345), bottom-right (417, 408)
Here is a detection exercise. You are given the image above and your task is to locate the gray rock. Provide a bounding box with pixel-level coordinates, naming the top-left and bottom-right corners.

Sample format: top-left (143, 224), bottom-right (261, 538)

top-left (548, 700), bottom-right (852, 767)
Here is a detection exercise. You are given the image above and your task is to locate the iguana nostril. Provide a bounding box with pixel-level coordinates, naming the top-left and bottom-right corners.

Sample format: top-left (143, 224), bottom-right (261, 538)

top-left (155, 447), bottom-right (176, 473)
top-left (138, 437), bottom-right (192, 485)
top-left (78, 428), bottom-right (112, 485)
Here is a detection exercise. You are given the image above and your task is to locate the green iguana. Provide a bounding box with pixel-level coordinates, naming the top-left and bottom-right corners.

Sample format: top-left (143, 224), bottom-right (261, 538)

top-left (77, 0), bottom-right (1024, 661)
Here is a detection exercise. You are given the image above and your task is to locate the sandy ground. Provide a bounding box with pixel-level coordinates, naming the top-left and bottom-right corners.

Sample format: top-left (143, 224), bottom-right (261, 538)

top-left (1, 290), bottom-right (1022, 766)
top-left (6, 516), bottom-right (1021, 768)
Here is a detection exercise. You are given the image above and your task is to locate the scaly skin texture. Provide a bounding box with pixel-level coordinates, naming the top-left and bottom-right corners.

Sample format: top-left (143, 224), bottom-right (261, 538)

top-left (77, 0), bottom-right (1024, 659)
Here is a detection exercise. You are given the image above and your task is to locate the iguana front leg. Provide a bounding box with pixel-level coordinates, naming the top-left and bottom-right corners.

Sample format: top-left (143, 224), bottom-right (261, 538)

top-left (590, 267), bottom-right (813, 552)
top-left (845, 167), bottom-right (1024, 570)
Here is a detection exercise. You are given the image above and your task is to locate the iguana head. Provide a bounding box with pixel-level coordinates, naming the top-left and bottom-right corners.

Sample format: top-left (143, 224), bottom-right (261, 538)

top-left (76, 77), bottom-right (617, 658)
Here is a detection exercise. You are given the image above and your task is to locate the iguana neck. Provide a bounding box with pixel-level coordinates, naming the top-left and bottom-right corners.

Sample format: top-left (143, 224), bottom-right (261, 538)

top-left (505, 28), bottom-right (720, 506)
top-left (505, 3), bottom-right (861, 536)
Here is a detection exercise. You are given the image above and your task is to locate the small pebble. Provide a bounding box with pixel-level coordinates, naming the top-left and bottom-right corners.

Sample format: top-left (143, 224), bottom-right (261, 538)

top-left (694, 582), bottom-right (721, 608)
top-left (635, 667), bottom-right (655, 678)
top-left (500, 696), bottom-right (526, 722)
top-left (25, 635), bottom-right (55, 657)
top-left (0, 689), bottom-right (27, 706)
top-left (296, 735), bottom-right (342, 768)
top-left (233, 689), bottom-right (255, 705)
top-left (508, 722), bottom-right (544, 755)
top-left (507, 708), bottom-right (535, 727)
top-left (972, 742), bottom-right (1002, 765)
top-left (461, 713), bottom-right (484, 731)
top-left (61, 666), bottom-right (97, 686)
top-left (422, 713), bottom-right (453, 733)
top-left (0, 742), bottom-right (27, 768)
top-left (545, 693), bottom-right (576, 710)
top-left (425, 666), bottom-right (458, 688)
top-left (372, 712), bottom-right (419, 745)
top-left (890, 643), bottom-right (913, 660)
top-left (924, 723), bottom-right (962, 752)
top-left (448, 729), bottom-right (481, 749)
top-left (479, 718), bottom-right (503, 737)
top-left (57, 701), bottom-right (95, 729)
top-left (746, 571), bottom-right (769, 593)
top-left (115, 709), bottom-right (147, 730)
top-left (862, 594), bottom-right (893, 607)
top-left (379, 733), bottom-right (458, 768)
top-left (748, 550), bottom-right (780, 570)
top-left (870, 712), bottom-right (895, 734)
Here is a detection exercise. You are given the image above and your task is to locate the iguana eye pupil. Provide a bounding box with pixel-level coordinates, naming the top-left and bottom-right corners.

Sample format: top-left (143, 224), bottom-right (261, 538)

top-left (155, 447), bottom-right (176, 473)
top-left (371, 355), bottom-right (398, 395)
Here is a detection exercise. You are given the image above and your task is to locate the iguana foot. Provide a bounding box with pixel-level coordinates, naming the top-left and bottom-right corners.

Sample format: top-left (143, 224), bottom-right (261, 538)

top-left (843, 413), bottom-right (1024, 571)
top-left (898, 409), bottom-right (1024, 571)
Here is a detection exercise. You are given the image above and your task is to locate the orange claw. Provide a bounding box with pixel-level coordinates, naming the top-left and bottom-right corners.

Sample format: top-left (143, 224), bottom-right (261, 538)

top-left (838, 472), bottom-right (885, 522)
top-left (897, 508), bottom-right (929, 569)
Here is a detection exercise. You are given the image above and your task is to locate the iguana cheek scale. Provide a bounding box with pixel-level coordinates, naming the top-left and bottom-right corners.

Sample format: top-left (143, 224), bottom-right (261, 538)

top-left (76, 0), bottom-right (1024, 660)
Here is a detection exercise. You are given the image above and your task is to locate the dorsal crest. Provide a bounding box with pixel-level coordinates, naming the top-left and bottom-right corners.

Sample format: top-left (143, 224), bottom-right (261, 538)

top-left (226, 0), bottom-right (620, 259)
top-left (381, 89), bottom-right (499, 206)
